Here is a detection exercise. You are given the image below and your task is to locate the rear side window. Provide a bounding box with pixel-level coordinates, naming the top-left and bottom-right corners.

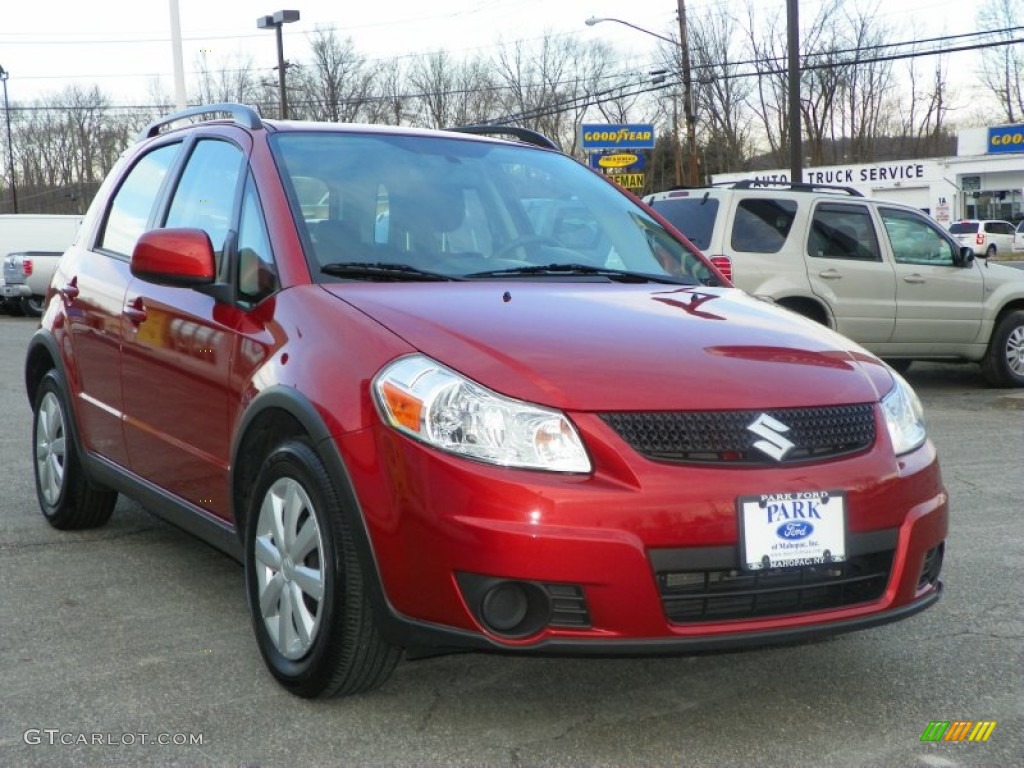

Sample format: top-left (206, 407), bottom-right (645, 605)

top-left (730, 198), bottom-right (798, 253)
top-left (100, 143), bottom-right (181, 256)
top-left (807, 203), bottom-right (881, 261)
top-left (949, 222), bottom-right (979, 234)
top-left (648, 197), bottom-right (719, 250)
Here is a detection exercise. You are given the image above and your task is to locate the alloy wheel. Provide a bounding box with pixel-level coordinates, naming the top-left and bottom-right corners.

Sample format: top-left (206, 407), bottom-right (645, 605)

top-left (35, 391), bottom-right (66, 506)
top-left (1006, 325), bottom-right (1024, 376)
top-left (253, 477), bottom-right (326, 660)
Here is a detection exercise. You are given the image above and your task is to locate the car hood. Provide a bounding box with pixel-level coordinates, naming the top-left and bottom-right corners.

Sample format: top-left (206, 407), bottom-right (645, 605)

top-left (325, 282), bottom-right (893, 411)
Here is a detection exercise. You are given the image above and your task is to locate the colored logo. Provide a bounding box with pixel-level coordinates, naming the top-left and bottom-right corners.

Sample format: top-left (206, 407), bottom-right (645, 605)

top-left (580, 124), bottom-right (655, 150)
top-left (747, 413), bottom-right (795, 461)
top-left (598, 153), bottom-right (640, 169)
top-left (777, 521), bottom-right (814, 540)
top-left (920, 721), bottom-right (997, 742)
top-left (988, 125), bottom-right (1024, 154)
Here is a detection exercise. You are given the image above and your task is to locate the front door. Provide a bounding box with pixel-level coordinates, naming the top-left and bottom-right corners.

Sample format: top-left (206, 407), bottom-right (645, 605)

top-left (121, 138), bottom-right (246, 518)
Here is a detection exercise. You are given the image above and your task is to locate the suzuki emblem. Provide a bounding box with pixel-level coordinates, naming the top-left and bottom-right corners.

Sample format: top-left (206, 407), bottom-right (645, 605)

top-left (747, 413), bottom-right (795, 461)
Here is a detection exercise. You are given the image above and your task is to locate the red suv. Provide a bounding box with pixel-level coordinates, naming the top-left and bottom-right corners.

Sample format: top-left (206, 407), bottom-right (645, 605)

top-left (26, 104), bottom-right (947, 698)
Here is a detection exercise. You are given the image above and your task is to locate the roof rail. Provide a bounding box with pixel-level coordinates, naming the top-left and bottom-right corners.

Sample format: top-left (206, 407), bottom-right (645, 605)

top-left (444, 124), bottom-right (559, 151)
top-left (138, 103), bottom-right (263, 140)
top-left (730, 179), bottom-right (863, 197)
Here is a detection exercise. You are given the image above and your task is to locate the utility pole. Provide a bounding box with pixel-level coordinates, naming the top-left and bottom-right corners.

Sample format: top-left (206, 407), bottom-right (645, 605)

top-left (677, 0), bottom-right (699, 186)
top-left (787, 0), bottom-right (802, 184)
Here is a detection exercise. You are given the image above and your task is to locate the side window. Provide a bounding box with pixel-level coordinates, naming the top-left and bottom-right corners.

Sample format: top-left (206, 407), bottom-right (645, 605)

top-left (730, 198), bottom-right (797, 253)
top-left (164, 139), bottom-right (245, 258)
top-left (807, 203), bottom-right (881, 261)
top-left (100, 143), bottom-right (181, 256)
top-left (880, 207), bottom-right (957, 266)
top-left (237, 175), bottom-right (278, 306)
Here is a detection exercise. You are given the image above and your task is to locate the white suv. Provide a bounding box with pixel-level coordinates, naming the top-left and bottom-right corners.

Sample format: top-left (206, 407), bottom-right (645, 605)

top-left (644, 181), bottom-right (1024, 386)
top-left (948, 219), bottom-right (1016, 258)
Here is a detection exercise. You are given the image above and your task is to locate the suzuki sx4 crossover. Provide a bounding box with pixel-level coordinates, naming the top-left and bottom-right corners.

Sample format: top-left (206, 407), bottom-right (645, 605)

top-left (26, 105), bottom-right (947, 697)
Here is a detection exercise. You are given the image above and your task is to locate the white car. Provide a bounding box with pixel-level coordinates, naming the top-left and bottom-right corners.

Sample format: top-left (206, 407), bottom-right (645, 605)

top-left (948, 219), bottom-right (1016, 258)
top-left (643, 182), bottom-right (1024, 386)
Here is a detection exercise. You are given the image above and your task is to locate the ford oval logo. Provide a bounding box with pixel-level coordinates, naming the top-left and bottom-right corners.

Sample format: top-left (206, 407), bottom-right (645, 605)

top-left (777, 522), bottom-right (814, 540)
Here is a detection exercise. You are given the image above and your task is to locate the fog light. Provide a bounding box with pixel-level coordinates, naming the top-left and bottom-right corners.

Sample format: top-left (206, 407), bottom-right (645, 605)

top-left (481, 583), bottom-right (529, 632)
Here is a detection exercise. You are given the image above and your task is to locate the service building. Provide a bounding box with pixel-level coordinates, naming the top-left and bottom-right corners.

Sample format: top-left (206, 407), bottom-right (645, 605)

top-left (712, 124), bottom-right (1024, 227)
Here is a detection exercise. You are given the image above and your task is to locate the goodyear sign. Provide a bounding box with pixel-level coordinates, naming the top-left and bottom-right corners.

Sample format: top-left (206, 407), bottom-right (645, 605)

top-left (581, 123), bottom-right (655, 150)
top-left (988, 124), bottom-right (1024, 154)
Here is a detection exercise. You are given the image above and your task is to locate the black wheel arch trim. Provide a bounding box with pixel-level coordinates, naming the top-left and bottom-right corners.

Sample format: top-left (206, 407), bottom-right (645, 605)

top-left (229, 385), bottom-right (404, 643)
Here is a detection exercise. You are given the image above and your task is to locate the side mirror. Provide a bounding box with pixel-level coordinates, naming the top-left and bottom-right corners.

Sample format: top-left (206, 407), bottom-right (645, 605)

top-left (131, 228), bottom-right (216, 287)
top-left (953, 246), bottom-right (975, 268)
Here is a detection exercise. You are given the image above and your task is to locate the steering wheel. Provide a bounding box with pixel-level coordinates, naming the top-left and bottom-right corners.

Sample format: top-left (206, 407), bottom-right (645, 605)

top-left (493, 235), bottom-right (562, 260)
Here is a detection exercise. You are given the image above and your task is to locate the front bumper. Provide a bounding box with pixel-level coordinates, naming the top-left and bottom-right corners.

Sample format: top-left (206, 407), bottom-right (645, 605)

top-left (341, 413), bottom-right (948, 653)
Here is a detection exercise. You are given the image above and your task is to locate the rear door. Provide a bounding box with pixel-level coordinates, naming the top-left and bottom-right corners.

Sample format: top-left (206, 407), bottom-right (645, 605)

top-left (63, 141), bottom-right (183, 465)
top-left (805, 201), bottom-right (897, 343)
top-left (879, 206), bottom-right (984, 345)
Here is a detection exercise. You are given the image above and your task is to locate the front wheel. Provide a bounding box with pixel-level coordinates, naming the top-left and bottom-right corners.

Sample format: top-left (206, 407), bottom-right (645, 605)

top-left (982, 310), bottom-right (1024, 387)
top-left (244, 439), bottom-right (400, 698)
top-left (32, 370), bottom-right (117, 529)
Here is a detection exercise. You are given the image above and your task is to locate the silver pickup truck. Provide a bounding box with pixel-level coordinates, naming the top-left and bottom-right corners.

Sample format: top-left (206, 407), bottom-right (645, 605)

top-left (3, 251), bottom-right (65, 316)
top-left (1, 215), bottom-right (83, 317)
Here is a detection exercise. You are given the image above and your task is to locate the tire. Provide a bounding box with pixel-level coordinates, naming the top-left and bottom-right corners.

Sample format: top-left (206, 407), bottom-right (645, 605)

top-left (986, 244), bottom-right (997, 259)
top-left (982, 310), bottom-right (1024, 387)
top-left (244, 439), bottom-right (400, 698)
top-left (32, 370), bottom-right (117, 529)
top-left (21, 294), bottom-right (45, 317)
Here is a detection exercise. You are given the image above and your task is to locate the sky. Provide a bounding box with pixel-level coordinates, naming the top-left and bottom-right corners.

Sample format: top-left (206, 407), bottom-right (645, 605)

top-left (0, 0), bottom-right (993, 109)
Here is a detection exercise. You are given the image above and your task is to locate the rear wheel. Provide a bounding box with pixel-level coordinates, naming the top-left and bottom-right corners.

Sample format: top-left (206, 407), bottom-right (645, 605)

top-left (244, 439), bottom-right (400, 697)
top-left (32, 370), bottom-right (117, 529)
top-left (21, 294), bottom-right (45, 317)
top-left (982, 310), bottom-right (1024, 387)
top-left (986, 244), bottom-right (997, 259)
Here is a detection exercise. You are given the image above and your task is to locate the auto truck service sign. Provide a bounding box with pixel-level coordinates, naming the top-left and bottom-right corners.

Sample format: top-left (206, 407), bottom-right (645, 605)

top-left (581, 124), bottom-right (655, 150)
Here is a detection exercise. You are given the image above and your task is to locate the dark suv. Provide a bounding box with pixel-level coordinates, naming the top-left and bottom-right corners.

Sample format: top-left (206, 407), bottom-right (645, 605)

top-left (26, 104), bottom-right (947, 698)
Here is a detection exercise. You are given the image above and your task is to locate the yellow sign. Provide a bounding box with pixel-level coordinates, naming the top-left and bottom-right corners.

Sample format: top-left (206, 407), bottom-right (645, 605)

top-left (611, 173), bottom-right (645, 189)
top-left (598, 153), bottom-right (639, 169)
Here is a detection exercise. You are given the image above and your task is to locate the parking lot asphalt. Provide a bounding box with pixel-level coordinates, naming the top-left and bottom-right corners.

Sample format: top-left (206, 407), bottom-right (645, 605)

top-left (0, 315), bottom-right (1020, 767)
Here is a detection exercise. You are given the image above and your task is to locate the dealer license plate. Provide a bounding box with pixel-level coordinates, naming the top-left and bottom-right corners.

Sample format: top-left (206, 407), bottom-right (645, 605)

top-left (739, 491), bottom-right (846, 570)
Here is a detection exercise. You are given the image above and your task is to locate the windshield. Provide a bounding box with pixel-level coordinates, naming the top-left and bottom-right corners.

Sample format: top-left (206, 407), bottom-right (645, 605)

top-left (271, 132), bottom-right (716, 285)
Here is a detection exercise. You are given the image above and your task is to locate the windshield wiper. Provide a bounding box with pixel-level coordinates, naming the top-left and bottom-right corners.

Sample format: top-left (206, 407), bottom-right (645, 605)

top-left (321, 262), bottom-right (463, 282)
top-left (464, 262), bottom-right (697, 284)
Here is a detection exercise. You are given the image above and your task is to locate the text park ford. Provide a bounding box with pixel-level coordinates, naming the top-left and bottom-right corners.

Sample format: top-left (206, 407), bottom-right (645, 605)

top-left (25, 105), bottom-right (947, 698)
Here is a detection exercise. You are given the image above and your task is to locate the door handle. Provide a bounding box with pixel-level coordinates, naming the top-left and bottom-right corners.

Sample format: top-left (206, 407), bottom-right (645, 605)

top-left (903, 275), bottom-right (926, 284)
top-left (818, 269), bottom-right (843, 279)
top-left (123, 298), bottom-right (148, 325)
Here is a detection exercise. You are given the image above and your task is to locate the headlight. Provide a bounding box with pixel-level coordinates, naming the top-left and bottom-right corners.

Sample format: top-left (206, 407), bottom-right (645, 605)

top-left (880, 370), bottom-right (927, 455)
top-left (372, 354), bottom-right (591, 473)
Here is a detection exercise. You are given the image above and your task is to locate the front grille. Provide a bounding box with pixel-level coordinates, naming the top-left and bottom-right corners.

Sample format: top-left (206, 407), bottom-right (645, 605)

top-left (656, 551), bottom-right (893, 623)
top-left (601, 404), bottom-right (875, 465)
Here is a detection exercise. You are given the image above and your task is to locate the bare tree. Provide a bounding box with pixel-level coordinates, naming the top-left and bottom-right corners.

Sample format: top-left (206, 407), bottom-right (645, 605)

top-left (293, 27), bottom-right (376, 123)
top-left (193, 53), bottom-right (262, 106)
top-left (407, 50), bottom-right (498, 129)
top-left (977, 0), bottom-right (1024, 121)
top-left (687, 5), bottom-right (756, 174)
